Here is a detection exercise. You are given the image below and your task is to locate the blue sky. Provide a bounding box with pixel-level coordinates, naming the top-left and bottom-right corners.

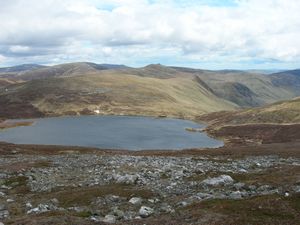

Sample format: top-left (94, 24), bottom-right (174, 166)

top-left (0, 0), bottom-right (300, 70)
top-left (171, 0), bottom-right (238, 7)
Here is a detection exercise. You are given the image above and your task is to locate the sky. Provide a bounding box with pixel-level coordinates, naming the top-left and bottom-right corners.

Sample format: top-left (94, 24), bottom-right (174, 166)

top-left (0, 0), bottom-right (300, 70)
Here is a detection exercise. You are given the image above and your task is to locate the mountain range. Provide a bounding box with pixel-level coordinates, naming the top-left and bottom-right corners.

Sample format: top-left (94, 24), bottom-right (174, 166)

top-left (0, 62), bottom-right (299, 119)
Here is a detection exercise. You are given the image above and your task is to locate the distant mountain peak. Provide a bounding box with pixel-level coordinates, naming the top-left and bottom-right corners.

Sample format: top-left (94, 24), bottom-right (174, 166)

top-left (143, 63), bottom-right (166, 69)
top-left (0, 64), bottom-right (46, 73)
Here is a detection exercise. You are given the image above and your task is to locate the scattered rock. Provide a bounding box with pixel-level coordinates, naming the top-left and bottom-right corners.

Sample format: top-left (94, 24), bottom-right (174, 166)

top-left (202, 175), bottom-right (234, 186)
top-left (160, 203), bottom-right (175, 213)
top-left (293, 186), bottom-right (300, 193)
top-left (234, 182), bottom-right (245, 190)
top-left (0, 204), bottom-right (5, 211)
top-left (139, 206), bottom-right (154, 218)
top-left (229, 191), bottom-right (242, 199)
top-left (25, 202), bottom-right (33, 209)
top-left (112, 208), bottom-right (125, 219)
top-left (0, 204), bottom-right (9, 219)
top-left (27, 203), bottom-right (58, 214)
top-left (1, 151), bottom-right (300, 223)
top-left (177, 201), bottom-right (189, 207)
top-left (114, 174), bottom-right (138, 185)
top-left (106, 195), bottom-right (121, 203)
top-left (103, 214), bottom-right (117, 224)
top-left (50, 198), bottom-right (59, 205)
top-left (129, 197), bottom-right (142, 205)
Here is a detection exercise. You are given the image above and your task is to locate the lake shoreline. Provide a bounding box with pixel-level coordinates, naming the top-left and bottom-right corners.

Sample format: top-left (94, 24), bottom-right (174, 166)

top-left (0, 115), bottom-right (223, 150)
top-left (0, 120), bottom-right (34, 130)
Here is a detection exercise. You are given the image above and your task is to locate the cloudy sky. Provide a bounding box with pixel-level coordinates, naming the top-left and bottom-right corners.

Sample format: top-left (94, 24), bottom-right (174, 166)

top-left (0, 0), bottom-right (300, 69)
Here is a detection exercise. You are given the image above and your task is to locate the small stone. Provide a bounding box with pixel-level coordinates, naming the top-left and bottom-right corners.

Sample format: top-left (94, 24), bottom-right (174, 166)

top-left (247, 185), bottom-right (257, 191)
top-left (234, 182), bottom-right (245, 190)
top-left (0, 185), bottom-right (10, 190)
top-left (0, 210), bottom-right (9, 219)
top-left (129, 197), bottom-right (142, 205)
top-left (239, 169), bottom-right (248, 173)
top-left (50, 198), bottom-right (59, 205)
top-left (293, 186), bottom-right (300, 193)
top-left (177, 201), bottom-right (189, 207)
top-left (26, 202), bottom-right (33, 208)
top-left (123, 211), bottom-right (136, 220)
top-left (139, 206), bottom-right (154, 218)
top-left (148, 199), bottom-right (155, 203)
top-left (27, 204), bottom-right (51, 214)
top-left (229, 191), bottom-right (242, 199)
top-left (0, 204), bottom-right (5, 211)
top-left (148, 198), bottom-right (160, 203)
top-left (112, 208), bottom-right (124, 219)
top-left (103, 214), bottom-right (116, 224)
top-left (6, 199), bottom-right (14, 203)
top-left (90, 216), bottom-right (101, 222)
top-left (202, 175), bottom-right (234, 186)
top-left (114, 174), bottom-right (138, 185)
top-left (195, 192), bottom-right (214, 200)
top-left (160, 203), bottom-right (175, 213)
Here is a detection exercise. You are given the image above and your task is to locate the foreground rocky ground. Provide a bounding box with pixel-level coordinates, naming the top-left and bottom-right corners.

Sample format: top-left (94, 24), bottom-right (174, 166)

top-left (0, 142), bottom-right (300, 225)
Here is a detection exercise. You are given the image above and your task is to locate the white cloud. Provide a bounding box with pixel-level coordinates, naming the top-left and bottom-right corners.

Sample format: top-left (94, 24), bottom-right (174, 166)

top-left (9, 45), bottom-right (31, 53)
top-left (0, 0), bottom-right (300, 69)
top-left (0, 54), bottom-right (6, 63)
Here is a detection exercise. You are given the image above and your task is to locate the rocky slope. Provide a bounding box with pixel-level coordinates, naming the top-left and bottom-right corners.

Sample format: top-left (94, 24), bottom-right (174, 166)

top-left (0, 143), bottom-right (299, 224)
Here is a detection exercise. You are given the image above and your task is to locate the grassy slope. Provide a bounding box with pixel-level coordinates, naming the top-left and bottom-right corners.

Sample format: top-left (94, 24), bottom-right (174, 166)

top-left (0, 78), bottom-right (18, 87)
top-left (0, 71), bottom-right (236, 119)
top-left (201, 97), bottom-right (300, 126)
top-left (1, 63), bottom-right (300, 120)
top-left (198, 97), bottom-right (300, 145)
top-left (197, 72), bottom-right (297, 107)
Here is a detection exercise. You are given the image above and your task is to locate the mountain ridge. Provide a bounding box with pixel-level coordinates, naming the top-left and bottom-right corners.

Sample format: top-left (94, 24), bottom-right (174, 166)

top-left (1, 62), bottom-right (300, 120)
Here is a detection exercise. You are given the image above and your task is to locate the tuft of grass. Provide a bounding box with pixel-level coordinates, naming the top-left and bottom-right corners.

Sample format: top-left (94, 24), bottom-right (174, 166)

top-left (32, 160), bottom-right (52, 168)
top-left (52, 184), bottom-right (154, 208)
top-left (4, 176), bottom-right (27, 187)
top-left (182, 194), bottom-right (300, 224)
top-left (4, 175), bottom-right (31, 195)
top-left (75, 211), bottom-right (93, 218)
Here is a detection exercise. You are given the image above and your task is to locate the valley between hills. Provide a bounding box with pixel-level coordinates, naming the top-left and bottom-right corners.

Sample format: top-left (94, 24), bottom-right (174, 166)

top-left (0, 62), bottom-right (300, 225)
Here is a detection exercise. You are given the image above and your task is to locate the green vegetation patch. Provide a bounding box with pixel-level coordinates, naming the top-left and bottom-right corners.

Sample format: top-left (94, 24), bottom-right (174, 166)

top-left (183, 194), bottom-right (300, 224)
top-left (3, 175), bottom-right (30, 194)
top-left (52, 184), bottom-right (155, 207)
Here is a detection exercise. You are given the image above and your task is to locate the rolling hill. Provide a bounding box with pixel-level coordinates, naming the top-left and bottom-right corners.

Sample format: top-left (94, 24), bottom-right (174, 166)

top-left (0, 71), bottom-right (237, 119)
top-left (269, 69), bottom-right (300, 95)
top-left (0, 64), bottom-right (46, 73)
top-left (195, 70), bottom-right (298, 107)
top-left (0, 62), bottom-right (127, 81)
top-left (200, 97), bottom-right (300, 127)
top-left (1, 62), bottom-right (300, 120)
top-left (198, 97), bottom-right (300, 145)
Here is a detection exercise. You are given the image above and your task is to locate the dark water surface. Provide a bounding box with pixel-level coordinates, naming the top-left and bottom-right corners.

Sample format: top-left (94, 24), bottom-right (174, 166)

top-left (0, 116), bottom-right (223, 150)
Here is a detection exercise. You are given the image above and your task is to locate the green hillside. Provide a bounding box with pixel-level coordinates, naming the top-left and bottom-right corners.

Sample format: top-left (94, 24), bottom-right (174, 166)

top-left (200, 97), bottom-right (300, 126)
top-left (0, 71), bottom-right (236, 119)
